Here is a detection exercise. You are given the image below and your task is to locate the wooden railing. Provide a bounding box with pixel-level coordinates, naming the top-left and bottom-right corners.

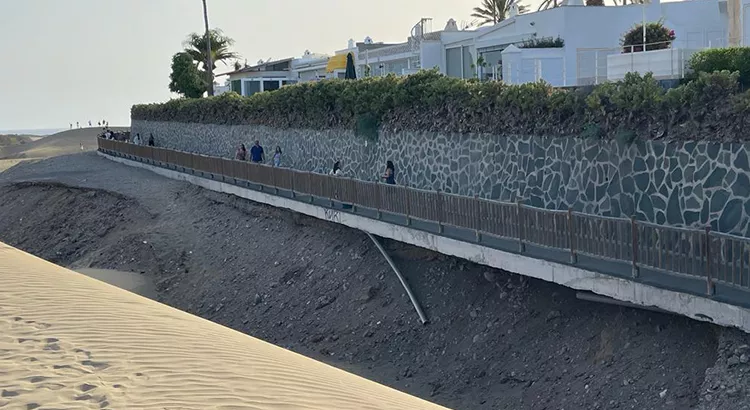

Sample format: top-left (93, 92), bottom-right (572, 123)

top-left (99, 138), bottom-right (750, 297)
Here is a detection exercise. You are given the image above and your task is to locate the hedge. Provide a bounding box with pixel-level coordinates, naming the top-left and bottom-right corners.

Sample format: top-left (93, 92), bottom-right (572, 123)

top-left (689, 47), bottom-right (750, 88)
top-left (132, 70), bottom-right (750, 142)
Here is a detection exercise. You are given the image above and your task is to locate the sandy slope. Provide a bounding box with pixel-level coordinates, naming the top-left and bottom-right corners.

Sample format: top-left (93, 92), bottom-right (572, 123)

top-left (0, 242), bottom-right (445, 410)
top-left (0, 127), bottom-right (126, 160)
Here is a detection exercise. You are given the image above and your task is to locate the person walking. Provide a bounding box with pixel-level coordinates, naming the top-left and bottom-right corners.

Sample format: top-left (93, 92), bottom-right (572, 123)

top-left (382, 160), bottom-right (396, 184)
top-left (330, 160), bottom-right (343, 176)
top-left (273, 146), bottom-right (282, 167)
top-left (148, 134), bottom-right (155, 146)
top-left (235, 144), bottom-right (247, 161)
top-left (250, 140), bottom-right (265, 163)
top-left (133, 133), bottom-right (142, 145)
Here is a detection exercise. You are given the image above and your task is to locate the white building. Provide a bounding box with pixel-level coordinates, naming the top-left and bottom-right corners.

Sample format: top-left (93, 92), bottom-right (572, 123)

top-left (461, 0), bottom-right (729, 86)
top-left (346, 0), bottom-right (736, 86)
top-left (291, 50), bottom-right (331, 82)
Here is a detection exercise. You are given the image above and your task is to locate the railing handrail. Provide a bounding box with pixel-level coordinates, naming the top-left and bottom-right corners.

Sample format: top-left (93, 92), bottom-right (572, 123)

top-left (99, 138), bottom-right (749, 296)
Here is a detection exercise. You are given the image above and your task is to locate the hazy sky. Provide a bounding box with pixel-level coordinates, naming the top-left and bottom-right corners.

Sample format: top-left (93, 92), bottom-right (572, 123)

top-left (0, 0), bottom-right (507, 131)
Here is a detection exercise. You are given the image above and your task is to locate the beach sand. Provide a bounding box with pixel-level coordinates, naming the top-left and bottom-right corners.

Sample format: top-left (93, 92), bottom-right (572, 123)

top-left (0, 241), bottom-right (446, 410)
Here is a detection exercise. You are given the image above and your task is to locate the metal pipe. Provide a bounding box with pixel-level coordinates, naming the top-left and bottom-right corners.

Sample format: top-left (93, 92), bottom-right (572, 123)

top-left (575, 292), bottom-right (671, 315)
top-left (366, 232), bottom-right (428, 325)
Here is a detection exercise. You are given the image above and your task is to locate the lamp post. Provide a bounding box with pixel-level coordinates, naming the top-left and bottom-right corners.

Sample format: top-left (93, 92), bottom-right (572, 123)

top-left (641, 0), bottom-right (650, 50)
top-left (202, 0), bottom-right (214, 96)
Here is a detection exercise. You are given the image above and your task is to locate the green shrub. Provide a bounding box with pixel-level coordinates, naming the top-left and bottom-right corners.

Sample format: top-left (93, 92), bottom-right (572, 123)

top-left (689, 47), bottom-right (750, 87)
top-left (621, 21), bottom-right (675, 53)
top-left (520, 36), bottom-right (565, 49)
top-left (131, 70), bottom-right (750, 142)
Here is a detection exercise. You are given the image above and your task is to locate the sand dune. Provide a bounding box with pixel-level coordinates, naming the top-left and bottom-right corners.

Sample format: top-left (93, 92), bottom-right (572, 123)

top-left (0, 242), bottom-right (446, 410)
top-left (0, 127), bottom-right (127, 160)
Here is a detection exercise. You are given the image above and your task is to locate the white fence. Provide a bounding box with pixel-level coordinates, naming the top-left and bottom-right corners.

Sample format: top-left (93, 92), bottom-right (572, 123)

top-left (576, 37), bottom-right (727, 85)
top-left (502, 47), bottom-right (567, 86)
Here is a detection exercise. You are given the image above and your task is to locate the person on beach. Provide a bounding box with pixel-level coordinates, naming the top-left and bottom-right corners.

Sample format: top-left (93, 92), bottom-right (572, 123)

top-left (382, 160), bottom-right (396, 185)
top-left (330, 160), bottom-right (343, 176)
top-left (148, 134), bottom-right (155, 146)
top-left (235, 144), bottom-right (247, 161)
top-left (76, 121), bottom-right (80, 128)
top-left (273, 146), bottom-right (282, 167)
top-left (250, 140), bottom-right (264, 163)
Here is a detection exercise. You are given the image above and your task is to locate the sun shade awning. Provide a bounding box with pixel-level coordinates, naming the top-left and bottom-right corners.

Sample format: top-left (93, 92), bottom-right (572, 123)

top-left (326, 53), bottom-right (349, 73)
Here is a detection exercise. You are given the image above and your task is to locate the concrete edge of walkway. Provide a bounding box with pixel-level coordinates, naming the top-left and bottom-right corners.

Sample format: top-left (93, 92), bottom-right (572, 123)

top-left (99, 152), bottom-right (750, 334)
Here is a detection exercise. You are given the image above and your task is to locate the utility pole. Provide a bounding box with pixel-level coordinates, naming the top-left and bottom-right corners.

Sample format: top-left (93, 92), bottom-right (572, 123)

top-left (202, 0), bottom-right (214, 96)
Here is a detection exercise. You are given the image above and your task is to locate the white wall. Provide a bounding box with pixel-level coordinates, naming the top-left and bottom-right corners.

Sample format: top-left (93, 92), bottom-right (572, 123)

top-left (420, 40), bottom-right (444, 72)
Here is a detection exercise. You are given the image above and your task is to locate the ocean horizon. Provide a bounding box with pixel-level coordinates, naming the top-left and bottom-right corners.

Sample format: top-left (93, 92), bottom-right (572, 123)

top-left (0, 128), bottom-right (67, 136)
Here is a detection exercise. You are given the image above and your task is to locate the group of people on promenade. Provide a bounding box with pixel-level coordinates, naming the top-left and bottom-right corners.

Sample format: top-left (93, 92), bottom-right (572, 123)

top-left (234, 140), bottom-right (396, 184)
top-left (70, 120), bottom-right (109, 129)
top-left (235, 140), bottom-right (282, 167)
top-left (132, 133), bottom-right (155, 146)
top-left (101, 129), bottom-right (154, 147)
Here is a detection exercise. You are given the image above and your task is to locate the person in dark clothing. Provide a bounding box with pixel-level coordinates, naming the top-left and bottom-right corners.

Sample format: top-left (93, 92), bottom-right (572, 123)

top-left (382, 160), bottom-right (396, 184)
top-left (148, 134), bottom-right (155, 146)
top-left (250, 140), bottom-right (264, 163)
top-left (330, 160), bottom-right (342, 176)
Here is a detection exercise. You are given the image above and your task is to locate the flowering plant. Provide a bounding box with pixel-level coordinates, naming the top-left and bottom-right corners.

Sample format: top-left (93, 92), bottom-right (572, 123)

top-left (621, 20), bottom-right (676, 53)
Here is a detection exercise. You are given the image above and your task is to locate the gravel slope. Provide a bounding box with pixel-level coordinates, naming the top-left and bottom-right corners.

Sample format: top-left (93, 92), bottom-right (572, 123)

top-left (1, 152), bottom-right (749, 409)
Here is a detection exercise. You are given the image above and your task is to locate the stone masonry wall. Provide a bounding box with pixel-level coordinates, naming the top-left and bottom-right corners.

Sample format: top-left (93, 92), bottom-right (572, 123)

top-left (132, 120), bottom-right (750, 237)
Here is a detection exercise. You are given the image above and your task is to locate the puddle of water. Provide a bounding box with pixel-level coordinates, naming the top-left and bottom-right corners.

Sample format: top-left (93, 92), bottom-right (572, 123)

top-left (75, 268), bottom-right (158, 300)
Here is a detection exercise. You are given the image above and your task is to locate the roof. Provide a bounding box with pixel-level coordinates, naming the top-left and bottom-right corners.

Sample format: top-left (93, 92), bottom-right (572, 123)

top-left (222, 57), bottom-right (294, 76)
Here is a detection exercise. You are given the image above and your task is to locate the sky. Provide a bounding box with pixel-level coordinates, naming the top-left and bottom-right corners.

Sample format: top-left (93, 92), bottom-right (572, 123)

top-left (0, 0), bottom-right (508, 131)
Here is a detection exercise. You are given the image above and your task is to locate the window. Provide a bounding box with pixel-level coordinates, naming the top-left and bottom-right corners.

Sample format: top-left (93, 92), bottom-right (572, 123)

top-left (231, 80), bottom-right (241, 93)
top-left (263, 80), bottom-right (280, 92)
top-left (462, 46), bottom-right (474, 79)
top-left (244, 80), bottom-right (260, 96)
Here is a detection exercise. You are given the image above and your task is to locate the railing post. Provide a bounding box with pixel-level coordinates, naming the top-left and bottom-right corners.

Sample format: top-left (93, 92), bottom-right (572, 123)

top-left (517, 201), bottom-right (525, 253)
top-left (437, 190), bottom-right (444, 234)
top-left (631, 217), bottom-right (639, 278)
top-left (568, 208), bottom-right (577, 264)
top-left (474, 195), bottom-right (481, 243)
top-left (705, 227), bottom-right (715, 296)
top-left (375, 181), bottom-right (382, 219)
top-left (307, 172), bottom-right (314, 204)
top-left (405, 187), bottom-right (411, 226)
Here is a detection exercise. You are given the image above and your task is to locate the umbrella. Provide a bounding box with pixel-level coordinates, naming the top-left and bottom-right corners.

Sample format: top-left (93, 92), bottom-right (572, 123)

top-left (344, 52), bottom-right (357, 80)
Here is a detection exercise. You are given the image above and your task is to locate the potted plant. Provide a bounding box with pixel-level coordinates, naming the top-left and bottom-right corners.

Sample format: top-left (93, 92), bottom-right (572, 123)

top-left (621, 20), bottom-right (675, 53)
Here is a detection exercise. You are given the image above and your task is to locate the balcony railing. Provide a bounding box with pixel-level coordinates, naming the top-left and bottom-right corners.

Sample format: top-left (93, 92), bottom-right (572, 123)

top-left (99, 138), bottom-right (750, 299)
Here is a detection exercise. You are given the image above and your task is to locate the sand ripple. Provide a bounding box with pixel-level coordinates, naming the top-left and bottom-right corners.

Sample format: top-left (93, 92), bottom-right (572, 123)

top-left (0, 242), bottom-right (446, 409)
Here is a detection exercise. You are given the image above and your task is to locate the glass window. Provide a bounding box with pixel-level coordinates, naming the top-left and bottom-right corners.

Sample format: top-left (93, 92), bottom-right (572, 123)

top-left (231, 80), bottom-right (241, 93)
top-left (446, 47), bottom-right (462, 78)
top-left (462, 46), bottom-right (474, 79)
top-left (263, 80), bottom-right (280, 92)
top-left (244, 80), bottom-right (260, 96)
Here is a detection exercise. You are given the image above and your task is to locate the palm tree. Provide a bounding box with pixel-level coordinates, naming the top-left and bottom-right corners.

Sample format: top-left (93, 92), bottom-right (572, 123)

top-left (471, 0), bottom-right (529, 26)
top-left (537, 0), bottom-right (560, 11)
top-left (184, 29), bottom-right (239, 71)
top-left (201, 0), bottom-right (213, 96)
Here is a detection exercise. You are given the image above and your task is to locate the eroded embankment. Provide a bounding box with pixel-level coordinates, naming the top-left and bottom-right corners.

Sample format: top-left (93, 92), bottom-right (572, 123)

top-left (0, 171), bottom-right (746, 410)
